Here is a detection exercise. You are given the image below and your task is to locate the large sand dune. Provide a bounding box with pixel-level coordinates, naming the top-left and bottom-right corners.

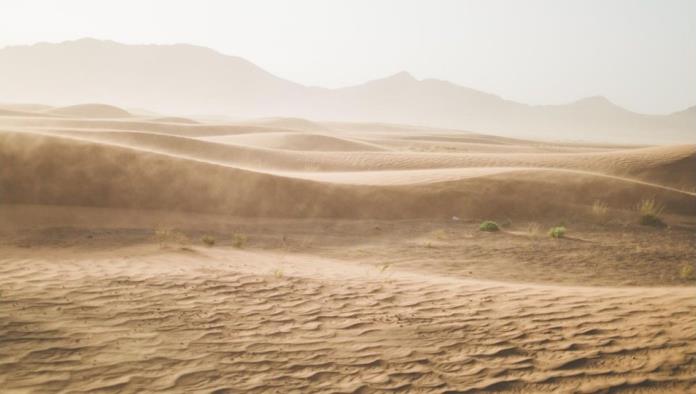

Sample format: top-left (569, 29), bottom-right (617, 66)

top-left (1, 109), bottom-right (695, 392)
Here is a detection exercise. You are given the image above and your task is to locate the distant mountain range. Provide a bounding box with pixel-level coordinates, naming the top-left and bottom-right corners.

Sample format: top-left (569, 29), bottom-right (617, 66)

top-left (0, 38), bottom-right (693, 143)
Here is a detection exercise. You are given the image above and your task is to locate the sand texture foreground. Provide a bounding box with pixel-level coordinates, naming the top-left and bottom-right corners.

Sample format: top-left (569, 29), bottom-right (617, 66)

top-left (1, 106), bottom-right (695, 393)
top-left (1, 241), bottom-right (695, 393)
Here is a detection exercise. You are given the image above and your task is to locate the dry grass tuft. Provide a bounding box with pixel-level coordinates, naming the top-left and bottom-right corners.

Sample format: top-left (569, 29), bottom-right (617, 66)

top-left (636, 198), bottom-right (665, 227)
top-left (592, 200), bottom-right (609, 220)
top-left (154, 227), bottom-right (190, 247)
top-left (232, 233), bottom-right (248, 248)
top-left (201, 235), bottom-right (216, 247)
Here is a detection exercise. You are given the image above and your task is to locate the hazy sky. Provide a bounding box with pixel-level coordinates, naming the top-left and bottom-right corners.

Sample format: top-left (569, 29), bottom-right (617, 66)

top-left (1, 0), bottom-right (694, 114)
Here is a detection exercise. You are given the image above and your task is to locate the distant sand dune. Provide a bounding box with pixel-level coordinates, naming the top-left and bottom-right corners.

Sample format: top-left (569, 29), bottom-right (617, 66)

top-left (203, 132), bottom-right (388, 152)
top-left (2, 130), bottom-right (694, 218)
top-left (150, 116), bottom-right (199, 124)
top-left (17, 126), bottom-right (696, 190)
top-left (44, 103), bottom-right (133, 118)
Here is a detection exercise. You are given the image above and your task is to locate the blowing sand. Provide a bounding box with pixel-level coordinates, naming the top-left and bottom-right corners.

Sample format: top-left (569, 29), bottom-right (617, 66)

top-left (1, 106), bottom-right (695, 393)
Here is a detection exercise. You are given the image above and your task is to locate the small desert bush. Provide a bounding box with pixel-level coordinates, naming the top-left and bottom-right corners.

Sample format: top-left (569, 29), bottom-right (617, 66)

top-left (479, 221), bottom-right (500, 232)
top-left (154, 227), bottom-right (189, 247)
top-left (548, 226), bottom-right (566, 239)
top-left (232, 233), bottom-right (247, 248)
top-left (679, 263), bottom-right (695, 281)
top-left (592, 200), bottom-right (609, 220)
top-left (201, 235), bottom-right (216, 247)
top-left (636, 198), bottom-right (665, 227)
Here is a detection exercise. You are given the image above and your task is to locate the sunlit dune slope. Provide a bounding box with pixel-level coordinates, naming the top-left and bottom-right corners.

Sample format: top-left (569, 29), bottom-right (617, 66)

top-left (23, 126), bottom-right (696, 190)
top-left (2, 130), bottom-right (694, 218)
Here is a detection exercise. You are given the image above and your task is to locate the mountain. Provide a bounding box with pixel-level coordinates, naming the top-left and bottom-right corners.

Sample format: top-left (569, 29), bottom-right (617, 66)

top-left (0, 38), bottom-right (693, 143)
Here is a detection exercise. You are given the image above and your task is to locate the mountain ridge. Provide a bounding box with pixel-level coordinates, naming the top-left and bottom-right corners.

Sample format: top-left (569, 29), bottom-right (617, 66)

top-left (0, 38), bottom-right (693, 143)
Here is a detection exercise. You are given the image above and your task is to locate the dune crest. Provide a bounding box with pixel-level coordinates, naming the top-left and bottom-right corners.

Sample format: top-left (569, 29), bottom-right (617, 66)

top-left (45, 103), bottom-right (133, 118)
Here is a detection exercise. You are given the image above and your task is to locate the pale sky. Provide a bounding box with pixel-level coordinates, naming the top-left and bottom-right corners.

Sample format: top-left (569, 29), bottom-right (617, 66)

top-left (1, 0), bottom-right (694, 114)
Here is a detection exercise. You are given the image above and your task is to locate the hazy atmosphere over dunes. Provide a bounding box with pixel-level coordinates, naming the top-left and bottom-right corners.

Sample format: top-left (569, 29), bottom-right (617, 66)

top-left (1, 1), bottom-right (695, 393)
top-left (1, 38), bottom-right (695, 143)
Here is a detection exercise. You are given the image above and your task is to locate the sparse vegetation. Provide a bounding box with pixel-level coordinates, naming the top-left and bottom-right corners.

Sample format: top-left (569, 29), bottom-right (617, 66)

top-left (636, 198), bottom-right (665, 227)
top-left (548, 226), bottom-right (566, 239)
top-left (273, 268), bottom-right (284, 278)
top-left (592, 200), bottom-right (609, 220)
top-left (679, 263), bottom-right (695, 281)
top-left (431, 229), bottom-right (448, 240)
top-left (232, 233), bottom-right (247, 248)
top-left (479, 221), bottom-right (500, 232)
top-left (201, 235), bottom-right (216, 247)
top-left (154, 227), bottom-right (190, 247)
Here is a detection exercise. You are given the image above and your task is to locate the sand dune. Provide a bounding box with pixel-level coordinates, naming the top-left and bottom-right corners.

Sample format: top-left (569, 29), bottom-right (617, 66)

top-left (203, 132), bottom-right (388, 152)
top-left (1, 110), bottom-right (695, 393)
top-left (2, 129), bottom-right (695, 218)
top-left (44, 103), bottom-right (134, 118)
top-left (150, 116), bottom-right (199, 124)
top-left (9, 125), bottom-right (695, 189)
top-left (0, 103), bottom-right (54, 112)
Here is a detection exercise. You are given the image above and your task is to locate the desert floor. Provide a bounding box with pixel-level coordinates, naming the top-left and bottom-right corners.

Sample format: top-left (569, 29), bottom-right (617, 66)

top-left (1, 104), bottom-right (695, 393)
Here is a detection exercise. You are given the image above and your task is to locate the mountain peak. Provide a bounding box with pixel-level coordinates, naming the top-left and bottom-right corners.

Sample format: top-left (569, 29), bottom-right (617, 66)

top-left (384, 71), bottom-right (417, 82)
top-left (570, 95), bottom-right (629, 112)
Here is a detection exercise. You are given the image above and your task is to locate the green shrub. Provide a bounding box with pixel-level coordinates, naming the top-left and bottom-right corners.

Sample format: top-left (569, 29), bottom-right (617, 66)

top-left (548, 226), bottom-right (566, 238)
top-left (479, 221), bottom-right (500, 232)
top-left (679, 263), bottom-right (695, 281)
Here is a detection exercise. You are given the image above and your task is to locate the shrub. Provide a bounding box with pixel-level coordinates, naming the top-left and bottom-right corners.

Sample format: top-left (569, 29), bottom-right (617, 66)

top-left (548, 226), bottom-right (566, 238)
top-left (479, 221), bottom-right (500, 232)
top-left (201, 235), bottom-right (216, 247)
top-left (232, 233), bottom-right (247, 248)
top-left (679, 263), bottom-right (695, 281)
top-left (592, 200), bottom-right (609, 219)
top-left (154, 227), bottom-right (189, 247)
top-left (639, 214), bottom-right (665, 227)
top-left (636, 198), bottom-right (665, 227)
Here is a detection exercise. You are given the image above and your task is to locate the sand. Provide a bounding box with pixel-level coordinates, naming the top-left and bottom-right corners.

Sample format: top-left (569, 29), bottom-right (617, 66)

top-left (1, 106), bottom-right (695, 393)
